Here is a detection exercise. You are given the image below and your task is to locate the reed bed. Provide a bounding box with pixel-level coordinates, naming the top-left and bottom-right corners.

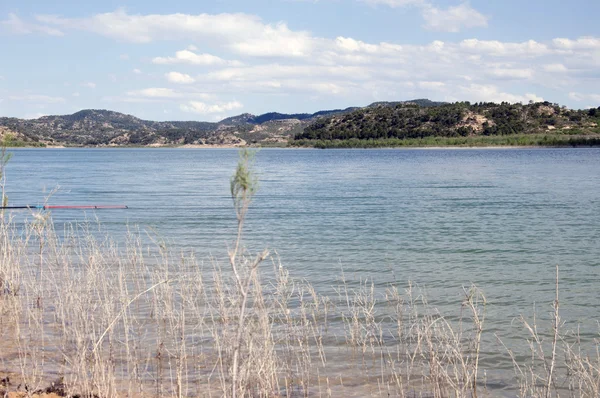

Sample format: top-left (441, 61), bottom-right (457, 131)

top-left (0, 150), bottom-right (599, 397)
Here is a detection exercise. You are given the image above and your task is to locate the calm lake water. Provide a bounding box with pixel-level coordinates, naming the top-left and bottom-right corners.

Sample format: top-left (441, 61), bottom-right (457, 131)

top-left (4, 147), bottom-right (600, 391)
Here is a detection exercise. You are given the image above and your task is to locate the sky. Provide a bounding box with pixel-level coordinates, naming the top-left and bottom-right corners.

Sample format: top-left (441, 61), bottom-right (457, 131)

top-left (0, 0), bottom-right (599, 121)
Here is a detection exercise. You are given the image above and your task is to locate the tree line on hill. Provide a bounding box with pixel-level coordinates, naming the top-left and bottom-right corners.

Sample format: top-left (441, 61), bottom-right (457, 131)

top-left (293, 102), bottom-right (600, 146)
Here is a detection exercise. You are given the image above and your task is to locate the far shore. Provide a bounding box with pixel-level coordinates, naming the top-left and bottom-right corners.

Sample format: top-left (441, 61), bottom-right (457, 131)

top-left (6, 144), bottom-right (600, 150)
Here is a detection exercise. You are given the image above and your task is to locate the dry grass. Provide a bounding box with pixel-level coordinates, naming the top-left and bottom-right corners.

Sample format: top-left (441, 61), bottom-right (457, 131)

top-left (1, 150), bottom-right (599, 397)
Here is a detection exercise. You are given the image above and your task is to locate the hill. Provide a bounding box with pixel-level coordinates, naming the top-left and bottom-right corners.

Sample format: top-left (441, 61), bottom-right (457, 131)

top-left (1, 100), bottom-right (599, 147)
top-left (0, 106), bottom-right (359, 147)
top-left (293, 101), bottom-right (600, 147)
top-left (0, 109), bottom-right (219, 147)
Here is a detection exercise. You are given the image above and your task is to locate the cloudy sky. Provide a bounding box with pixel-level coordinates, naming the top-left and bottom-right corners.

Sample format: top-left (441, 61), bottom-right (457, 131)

top-left (0, 0), bottom-right (599, 121)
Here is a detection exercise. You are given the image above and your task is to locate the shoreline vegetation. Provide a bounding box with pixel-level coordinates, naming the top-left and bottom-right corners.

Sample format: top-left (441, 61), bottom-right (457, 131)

top-left (1, 149), bottom-right (600, 397)
top-left (290, 133), bottom-right (600, 148)
top-left (3, 134), bottom-right (600, 149)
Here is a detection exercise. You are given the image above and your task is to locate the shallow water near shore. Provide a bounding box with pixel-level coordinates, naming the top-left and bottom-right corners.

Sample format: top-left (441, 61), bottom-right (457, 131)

top-left (3, 147), bottom-right (600, 395)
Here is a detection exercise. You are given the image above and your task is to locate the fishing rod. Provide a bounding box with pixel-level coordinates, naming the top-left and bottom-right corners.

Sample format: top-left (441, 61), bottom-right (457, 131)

top-left (0, 205), bottom-right (128, 210)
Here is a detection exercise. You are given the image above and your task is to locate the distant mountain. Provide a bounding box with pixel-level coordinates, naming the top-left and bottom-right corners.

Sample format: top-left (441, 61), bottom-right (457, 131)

top-left (0, 109), bottom-right (221, 146)
top-left (217, 108), bottom-right (358, 126)
top-left (3, 99), bottom-right (595, 148)
top-left (367, 99), bottom-right (447, 108)
top-left (248, 108), bottom-right (356, 124)
top-left (217, 113), bottom-right (256, 126)
top-left (0, 104), bottom-right (361, 147)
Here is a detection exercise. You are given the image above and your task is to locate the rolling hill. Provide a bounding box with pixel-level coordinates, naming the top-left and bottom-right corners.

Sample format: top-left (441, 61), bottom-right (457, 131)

top-left (1, 99), bottom-right (598, 147)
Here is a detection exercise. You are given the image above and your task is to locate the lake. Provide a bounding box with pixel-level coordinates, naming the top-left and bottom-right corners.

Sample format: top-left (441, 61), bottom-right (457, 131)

top-left (3, 147), bottom-right (600, 394)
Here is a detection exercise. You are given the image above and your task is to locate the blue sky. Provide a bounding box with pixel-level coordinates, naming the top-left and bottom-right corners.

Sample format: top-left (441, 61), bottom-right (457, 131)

top-left (1, 0), bottom-right (599, 121)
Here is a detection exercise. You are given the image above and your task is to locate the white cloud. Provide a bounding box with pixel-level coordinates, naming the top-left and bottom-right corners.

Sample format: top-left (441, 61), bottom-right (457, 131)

top-left (128, 87), bottom-right (181, 98)
top-left (460, 39), bottom-right (549, 57)
top-left (180, 100), bottom-right (243, 114)
top-left (166, 72), bottom-right (195, 84)
top-left (360, 1), bottom-right (487, 33)
top-left (185, 32), bottom-right (589, 102)
top-left (8, 8), bottom-right (597, 110)
top-left (82, 82), bottom-right (96, 89)
top-left (153, 50), bottom-right (236, 66)
top-left (72, 92), bottom-right (80, 97)
top-left (1, 13), bottom-right (64, 36)
top-left (418, 81), bottom-right (446, 90)
top-left (119, 54), bottom-right (129, 60)
top-left (488, 68), bottom-right (534, 80)
top-left (36, 9), bottom-right (315, 57)
top-left (335, 37), bottom-right (379, 53)
top-left (132, 68), bottom-right (142, 74)
top-left (24, 113), bottom-right (49, 119)
top-left (282, 81), bottom-right (348, 95)
top-left (148, 30), bottom-right (598, 106)
top-left (205, 64), bottom-right (371, 82)
top-left (224, 80), bottom-right (283, 92)
top-left (121, 88), bottom-right (212, 103)
top-left (543, 64), bottom-right (568, 73)
top-left (421, 3), bottom-right (488, 32)
top-left (310, 82), bottom-right (345, 95)
top-left (8, 94), bottom-right (65, 103)
top-left (229, 23), bottom-right (314, 57)
top-left (456, 84), bottom-right (543, 103)
top-left (569, 92), bottom-right (600, 103)
top-left (553, 37), bottom-right (600, 51)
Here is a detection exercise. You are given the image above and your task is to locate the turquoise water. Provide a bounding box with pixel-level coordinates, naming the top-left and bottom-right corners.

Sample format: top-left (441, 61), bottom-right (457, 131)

top-left (4, 147), bottom-right (600, 390)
